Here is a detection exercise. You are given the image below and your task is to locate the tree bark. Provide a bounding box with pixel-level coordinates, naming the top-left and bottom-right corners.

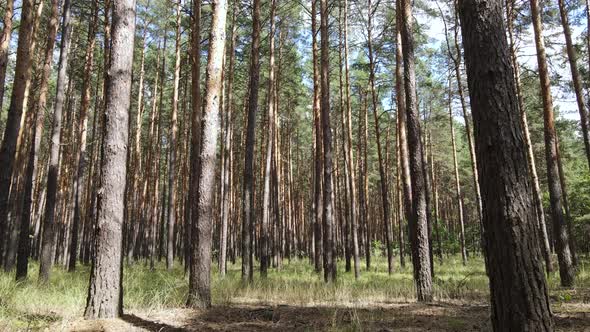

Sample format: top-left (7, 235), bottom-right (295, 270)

top-left (459, 0), bottom-right (553, 329)
top-left (320, 0), bottom-right (335, 283)
top-left (70, 0), bottom-right (99, 272)
top-left (241, 0), bottom-right (261, 283)
top-left (261, 0), bottom-right (277, 278)
top-left (187, 0), bottom-right (227, 308)
top-left (0, 0), bottom-right (35, 264)
top-left (400, 0), bottom-right (432, 301)
top-left (0, 0), bottom-right (13, 111)
top-left (39, 0), bottom-right (73, 283)
top-left (84, 0), bottom-right (136, 318)
top-left (505, 0), bottom-right (552, 273)
top-left (530, 0), bottom-right (575, 287)
top-left (166, 0), bottom-right (182, 271)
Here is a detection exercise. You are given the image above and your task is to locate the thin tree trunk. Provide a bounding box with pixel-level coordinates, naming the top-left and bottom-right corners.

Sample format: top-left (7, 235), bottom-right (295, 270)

top-left (39, 0), bottom-right (73, 283)
top-left (557, 0), bottom-right (590, 170)
top-left (241, 0), bottom-right (261, 283)
top-left (447, 76), bottom-right (467, 265)
top-left (530, 0), bottom-right (575, 287)
top-left (70, 0), bottom-right (99, 272)
top-left (261, 0), bottom-right (277, 278)
top-left (320, 0), bottom-right (335, 283)
top-left (505, 0), bottom-right (552, 272)
top-left (0, 0), bottom-right (13, 111)
top-left (219, 0), bottom-right (237, 277)
top-left (167, 0), bottom-right (182, 271)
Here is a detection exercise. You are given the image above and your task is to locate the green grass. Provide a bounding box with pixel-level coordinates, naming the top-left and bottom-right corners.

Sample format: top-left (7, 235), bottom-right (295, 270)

top-left (0, 255), bottom-right (588, 330)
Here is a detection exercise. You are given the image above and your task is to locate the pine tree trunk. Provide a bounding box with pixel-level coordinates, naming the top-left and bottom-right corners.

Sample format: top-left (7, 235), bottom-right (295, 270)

top-left (505, 0), bottom-right (552, 273)
top-left (84, 0), bottom-right (136, 318)
top-left (320, 0), bottom-right (335, 283)
top-left (261, 0), bottom-right (277, 278)
top-left (401, 0), bottom-right (432, 302)
top-left (458, 0), bottom-right (553, 329)
top-left (39, 0), bottom-right (73, 283)
top-left (448, 77), bottom-right (467, 265)
top-left (241, 0), bottom-right (261, 283)
top-left (557, 0), bottom-right (590, 170)
top-left (0, 0), bottom-right (35, 263)
top-left (188, 0), bottom-right (227, 308)
top-left (70, 0), bottom-right (99, 272)
top-left (0, 0), bottom-right (13, 111)
top-left (530, 0), bottom-right (575, 287)
top-left (219, 1), bottom-right (237, 277)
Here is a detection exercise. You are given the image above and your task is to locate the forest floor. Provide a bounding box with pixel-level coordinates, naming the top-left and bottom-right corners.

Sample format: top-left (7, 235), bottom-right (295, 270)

top-left (1, 256), bottom-right (589, 331)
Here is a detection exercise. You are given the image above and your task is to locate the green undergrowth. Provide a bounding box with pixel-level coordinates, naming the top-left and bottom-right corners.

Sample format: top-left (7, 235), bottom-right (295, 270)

top-left (0, 255), bottom-right (588, 330)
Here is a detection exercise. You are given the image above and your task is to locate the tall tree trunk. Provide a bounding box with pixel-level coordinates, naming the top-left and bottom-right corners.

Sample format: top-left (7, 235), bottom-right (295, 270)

top-left (84, 0), bottom-right (136, 318)
top-left (311, 0), bottom-right (323, 274)
top-left (447, 76), bottom-right (467, 265)
top-left (401, 0), bottom-right (432, 302)
top-left (557, 0), bottom-right (590, 170)
top-left (188, 0), bottom-right (227, 307)
top-left (261, 0), bottom-right (277, 278)
top-left (39, 0), bottom-right (73, 283)
top-left (167, 0), bottom-right (182, 271)
top-left (0, 0), bottom-right (35, 264)
top-left (188, 0), bottom-right (201, 276)
top-left (0, 0), bottom-right (13, 111)
top-left (367, 0), bottom-right (393, 274)
top-left (505, 0), bottom-right (552, 272)
top-left (241, 0), bottom-right (261, 283)
top-left (530, 0), bottom-right (575, 287)
top-left (396, 0), bottom-right (411, 270)
top-left (458, 0), bottom-right (553, 329)
top-left (219, 0), bottom-right (237, 277)
top-left (320, 0), bottom-right (336, 283)
top-left (342, 0), bottom-right (360, 279)
top-left (70, 0), bottom-right (99, 272)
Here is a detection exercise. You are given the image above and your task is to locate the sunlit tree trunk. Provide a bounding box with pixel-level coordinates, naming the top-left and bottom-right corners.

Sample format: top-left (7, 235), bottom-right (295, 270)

top-left (84, 0), bottom-right (136, 318)
top-left (0, 0), bottom-right (13, 111)
top-left (505, 0), bottom-right (552, 273)
top-left (530, 0), bottom-right (574, 287)
top-left (39, 0), bottom-right (73, 283)
top-left (401, 0), bottom-right (432, 301)
top-left (0, 0), bottom-right (35, 264)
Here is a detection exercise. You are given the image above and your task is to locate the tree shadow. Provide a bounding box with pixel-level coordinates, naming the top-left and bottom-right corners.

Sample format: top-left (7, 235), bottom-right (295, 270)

top-left (121, 314), bottom-right (184, 332)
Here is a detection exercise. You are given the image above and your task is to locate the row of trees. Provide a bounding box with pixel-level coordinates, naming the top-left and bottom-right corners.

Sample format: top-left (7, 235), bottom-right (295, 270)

top-left (0, 0), bottom-right (588, 329)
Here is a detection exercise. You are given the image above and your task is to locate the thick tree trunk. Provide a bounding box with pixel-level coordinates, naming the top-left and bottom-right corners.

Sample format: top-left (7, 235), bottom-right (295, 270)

top-left (0, 0), bottom-right (35, 263)
top-left (459, 0), bottom-right (553, 329)
top-left (400, 0), bottom-right (432, 302)
top-left (84, 0), bottom-right (136, 318)
top-left (530, 0), bottom-right (575, 287)
top-left (241, 0), bottom-right (261, 283)
top-left (39, 0), bottom-right (73, 283)
top-left (187, 0), bottom-right (227, 308)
